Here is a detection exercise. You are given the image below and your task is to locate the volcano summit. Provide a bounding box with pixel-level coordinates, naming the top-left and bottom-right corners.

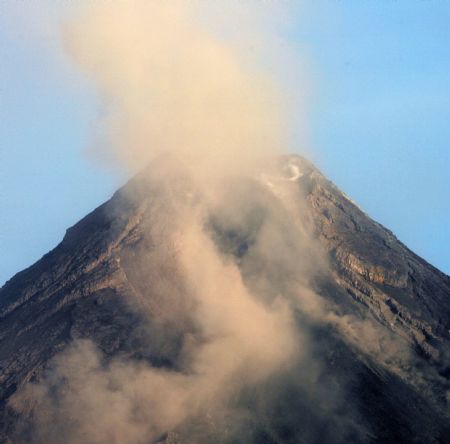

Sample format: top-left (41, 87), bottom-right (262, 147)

top-left (0, 155), bottom-right (449, 443)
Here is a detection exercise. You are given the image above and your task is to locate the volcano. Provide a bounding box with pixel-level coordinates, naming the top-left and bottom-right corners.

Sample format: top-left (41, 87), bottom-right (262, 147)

top-left (1, 155), bottom-right (449, 443)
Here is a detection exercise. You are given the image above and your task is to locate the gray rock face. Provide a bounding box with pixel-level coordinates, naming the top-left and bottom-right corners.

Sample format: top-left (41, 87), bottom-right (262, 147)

top-left (304, 157), bottom-right (450, 358)
top-left (0, 155), bottom-right (449, 443)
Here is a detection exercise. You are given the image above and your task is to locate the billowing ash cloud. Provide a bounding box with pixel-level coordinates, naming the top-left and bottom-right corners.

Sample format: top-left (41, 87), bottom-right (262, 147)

top-left (64, 0), bottom-right (292, 176)
top-left (9, 1), bottom-right (412, 443)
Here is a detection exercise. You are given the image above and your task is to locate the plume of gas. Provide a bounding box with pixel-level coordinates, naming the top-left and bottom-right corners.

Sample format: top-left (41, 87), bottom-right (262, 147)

top-left (64, 0), bottom-right (291, 179)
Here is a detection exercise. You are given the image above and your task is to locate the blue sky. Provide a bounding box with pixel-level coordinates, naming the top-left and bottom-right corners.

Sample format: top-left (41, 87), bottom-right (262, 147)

top-left (1, 1), bottom-right (449, 285)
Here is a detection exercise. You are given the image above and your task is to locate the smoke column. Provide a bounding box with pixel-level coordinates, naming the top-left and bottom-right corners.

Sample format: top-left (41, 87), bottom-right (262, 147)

top-left (65, 1), bottom-right (294, 176)
top-left (9, 2), bottom-right (313, 442)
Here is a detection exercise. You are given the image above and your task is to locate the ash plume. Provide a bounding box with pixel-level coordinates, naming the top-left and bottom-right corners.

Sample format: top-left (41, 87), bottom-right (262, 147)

top-left (64, 0), bottom-right (290, 176)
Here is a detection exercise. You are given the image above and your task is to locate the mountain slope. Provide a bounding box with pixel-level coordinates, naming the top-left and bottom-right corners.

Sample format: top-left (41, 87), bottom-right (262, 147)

top-left (0, 155), bottom-right (449, 443)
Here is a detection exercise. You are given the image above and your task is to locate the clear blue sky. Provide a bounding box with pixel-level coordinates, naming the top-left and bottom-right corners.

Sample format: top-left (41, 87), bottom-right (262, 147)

top-left (1, 1), bottom-right (449, 285)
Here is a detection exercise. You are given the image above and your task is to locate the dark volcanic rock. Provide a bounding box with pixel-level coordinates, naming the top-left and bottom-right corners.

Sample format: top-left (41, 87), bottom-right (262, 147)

top-left (0, 155), bottom-right (449, 443)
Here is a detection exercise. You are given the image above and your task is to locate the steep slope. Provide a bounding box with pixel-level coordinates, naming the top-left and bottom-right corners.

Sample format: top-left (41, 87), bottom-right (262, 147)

top-left (0, 155), bottom-right (449, 443)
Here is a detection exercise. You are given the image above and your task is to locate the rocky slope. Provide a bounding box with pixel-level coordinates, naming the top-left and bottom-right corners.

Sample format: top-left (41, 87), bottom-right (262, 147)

top-left (0, 155), bottom-right (449, 443)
